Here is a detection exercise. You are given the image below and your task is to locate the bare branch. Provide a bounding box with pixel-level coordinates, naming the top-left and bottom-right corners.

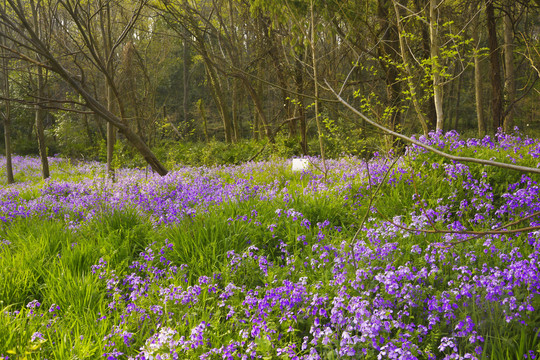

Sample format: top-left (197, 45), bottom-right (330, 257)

top-left (326, 79), bottom-right (540, 175)
top-left (376, 208), bottom-right (540, 246)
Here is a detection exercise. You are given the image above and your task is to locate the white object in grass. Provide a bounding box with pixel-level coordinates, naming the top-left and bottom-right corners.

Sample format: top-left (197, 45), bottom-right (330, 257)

top-left (292, 158), bottom-right (309, 172)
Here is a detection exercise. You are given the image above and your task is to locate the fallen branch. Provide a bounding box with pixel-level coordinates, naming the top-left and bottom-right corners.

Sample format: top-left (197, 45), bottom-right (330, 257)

top-left (374, 208), bottom-right (540, 247)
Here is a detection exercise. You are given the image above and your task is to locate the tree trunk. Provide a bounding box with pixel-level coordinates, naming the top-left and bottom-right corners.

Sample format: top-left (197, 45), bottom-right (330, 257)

top-left (83, 112), bottom-right (94, 145)
top-left (99, 0), bottom-right (117, 179)
top-left (239, 75), bottom-right (274, 143)
top-left (473, 14), bottom-right (486, 137)
top-left (106, 82), bottom-right (116, 179)
top-left (430, 0), bottom-right (444, 131)
top-left (414, 0), bottom-right (436, 128)
top-left (197, 99), bottom-right (209, 143)
top-left (95, 113), bottom-right (105, 141)
top-left (31, 0), bottom-right (49, 179)
top-left (35, 65), bottom-right (49, 179)
top-left (392, 0), bottom-right (430, 135)
top-left (204, 61), bottom-right (233, 143)
top-left (1, 18), bottom-right (13, 184)
top-left (503, 4), bottom-right (516, 132)
top-left (444, 66), bottom-right (454, 127)
top-left (378, 0), bottom-right (402, 146)
top-left (182, 27), bottom-right (190, 127)
top-left (485, 0), bottom-right (503, 131)
top-left (295, 53), bottom-right (308, 155)
top-left (310, 0), bottom-right (326, 175)
top-left (452, 69), bottom-right (462, 131)
top-left (265, 24), bottom-right (294, 136)
top-left (253, 72), bottom-right (262, 141)
top-left (231, 79), bottom-right (239, 142)
top-left (2, 101), bottom-right (13, 184)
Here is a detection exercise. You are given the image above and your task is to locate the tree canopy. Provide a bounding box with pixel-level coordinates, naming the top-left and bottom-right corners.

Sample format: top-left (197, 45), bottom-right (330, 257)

top-left (0, 0), bottom-right (538, 176)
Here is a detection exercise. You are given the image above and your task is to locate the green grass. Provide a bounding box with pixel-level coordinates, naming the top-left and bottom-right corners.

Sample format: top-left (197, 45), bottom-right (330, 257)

top-left (0, 144), bottom-right (539, 358)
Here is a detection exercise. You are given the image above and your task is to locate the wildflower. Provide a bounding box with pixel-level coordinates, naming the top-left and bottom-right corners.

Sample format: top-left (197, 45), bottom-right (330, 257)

top-left (31, 331), bottom-right (45, 343)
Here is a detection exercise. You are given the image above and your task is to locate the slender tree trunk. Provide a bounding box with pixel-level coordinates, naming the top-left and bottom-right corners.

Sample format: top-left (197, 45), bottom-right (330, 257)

top-left (182, 27), bottom-right (190, 127)
top-left (239, 76), bottom-right (274, 143)
top-left (95, 114), bottom-right (105, 141)
top-left (392, 0), bottom-right (430, 135)
top-left (265, 24), bottom-right (294, 137)
top-left (106, 82), bottom-right (116, 179)
top-left (452, 70), bottom-right (462, 131)
top-left (197, 99), bottom-right (209, 143)
top-left (485, 0), bottom-right (503, 131)
top-left (414, 0), bottom-right (436, 127)
top-left (444, 66), bottom-right (454, 127)
top-left (295, 54), bottom-right (308, 155)
top-left (310, 0), bottom-right (326, 175)
top-left (35, 66), bottom-right (49, 179)
top-left (31, 1), bottom-right (49, 179)
top-left (378, 0), bottom-right (402, 146)
top-left (253, 70), bottom-right (261, 141)
top-left (1, 15), bottom-right (13, 184)
top-left (83, 113), bottom-right (93, 144)
top-left (2, 101), bottom-right (13, 184)
top-left (503, 4), bottom-right (516, 132)
top-left (204, 60), bottom-right (233, 143)
top-left (430, 0), bottom-right (444, 131)
top-left (473, 14), bottom-right (486, 137)
top-left (231, 79), bottom-right (239, 142)
top-left (252, 107), bottom-right (260, 140)
top-left (98, 0), bottom-right (116, 179)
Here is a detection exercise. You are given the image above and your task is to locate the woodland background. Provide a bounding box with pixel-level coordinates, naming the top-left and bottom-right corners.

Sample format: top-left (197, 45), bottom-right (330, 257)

top-left (0, 0), bottom-right (538, 178)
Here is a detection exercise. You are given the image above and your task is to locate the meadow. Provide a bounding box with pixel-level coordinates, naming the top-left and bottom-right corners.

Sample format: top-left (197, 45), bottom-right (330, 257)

top-left (0, 129), bottom-right (540, 359)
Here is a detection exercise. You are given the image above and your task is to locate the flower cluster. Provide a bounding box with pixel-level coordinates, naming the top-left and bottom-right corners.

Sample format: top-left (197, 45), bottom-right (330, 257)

top-left (1, 129), bottom-right (540, 359)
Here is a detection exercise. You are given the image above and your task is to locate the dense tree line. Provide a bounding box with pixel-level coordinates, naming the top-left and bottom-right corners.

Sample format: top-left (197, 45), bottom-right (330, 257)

top-left (0, 0), bottom-right (538, 180)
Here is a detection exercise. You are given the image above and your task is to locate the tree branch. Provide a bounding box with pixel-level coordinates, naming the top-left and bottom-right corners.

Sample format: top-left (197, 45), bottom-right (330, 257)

top-left (325, 79), bottom-right (540, 175)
